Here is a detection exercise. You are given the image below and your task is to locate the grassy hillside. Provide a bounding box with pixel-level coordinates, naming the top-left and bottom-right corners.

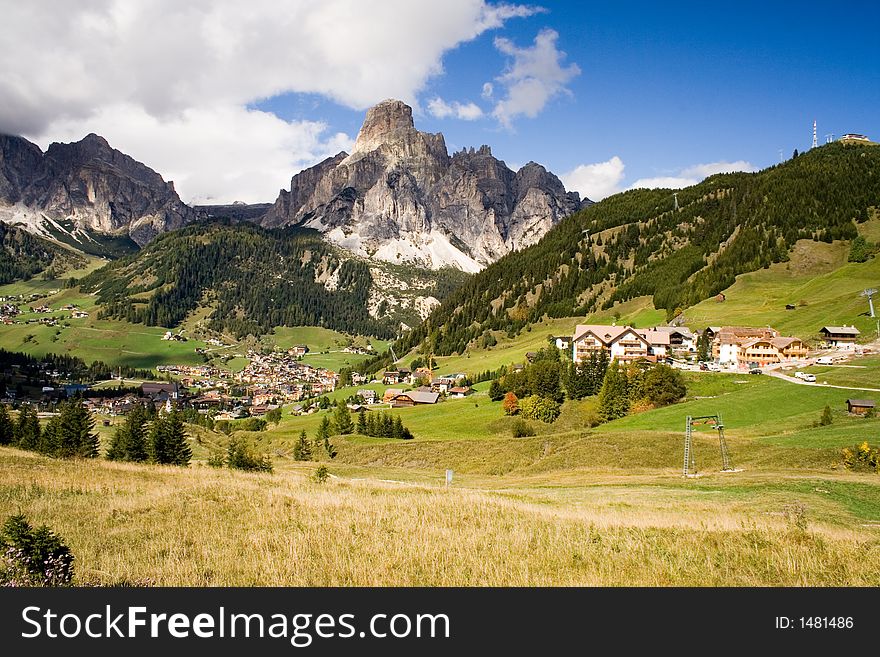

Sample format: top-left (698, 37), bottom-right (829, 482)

top-left (4, 356), bottom-right (880, 586)
top-left (684, 237), bottom-right (880, 339)
top-left (4, 368), bottom-right (880, 586)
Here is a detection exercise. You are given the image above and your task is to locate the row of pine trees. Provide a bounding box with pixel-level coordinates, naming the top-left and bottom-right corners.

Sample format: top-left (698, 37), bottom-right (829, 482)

top-left (0, 399), bottom-right (191, 466)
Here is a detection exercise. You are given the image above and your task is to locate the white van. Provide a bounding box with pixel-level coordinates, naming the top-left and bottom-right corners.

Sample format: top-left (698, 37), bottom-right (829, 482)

top-left (816, 356), bottom-right (834, 365)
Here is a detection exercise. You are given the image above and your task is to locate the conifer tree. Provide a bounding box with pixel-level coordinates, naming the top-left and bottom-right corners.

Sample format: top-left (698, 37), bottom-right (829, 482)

top-left (488, 379), bottom-right (504, 401)
top-left (334, 404), bottom-right (354, 435)
top-left (107, 404), bottom-right (148, 462)
top-left (597, 361), bottom-right (630, 422)
top-left (37, 416), bottom-right (61, 456)
top-left (51, 397), bottom-right (98, 459)
top-left (356, 408), bottom-right (367, 434)
top-left (0, 405), bottom-right (14, 445)
top-left (316, 415), bottom-right (332, 441)
top-left (14, 404), bottom-right (41, 451)
top-left (293, 429), bottom-right (312, 461)
top-left (163, 409), bottom-right (191, 466)
top-left (150, 409), bottom-right (191, 466)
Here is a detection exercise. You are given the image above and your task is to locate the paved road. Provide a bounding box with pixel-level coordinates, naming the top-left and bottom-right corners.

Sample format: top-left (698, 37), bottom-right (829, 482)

top-left (765, 369), bottom-right (880, 393)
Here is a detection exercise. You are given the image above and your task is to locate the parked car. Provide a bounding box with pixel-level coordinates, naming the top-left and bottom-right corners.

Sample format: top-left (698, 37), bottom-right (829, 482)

top-left (794, 371), bottom-right (805, 379)
top-left (816, 356), bottom-right (834, 365)
top-left (699, 362), bottom-right (709, 371)
top-left (803, 373), bottom-right (816, 382)
top-left (749, 368), bottom-right (763, 375)
top-left (708, 363), bottom-right (721, 372)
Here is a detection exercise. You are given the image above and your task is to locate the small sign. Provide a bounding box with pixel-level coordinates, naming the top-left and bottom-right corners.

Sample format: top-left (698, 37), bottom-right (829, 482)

top-left (445, 469), bottom-right (453, 487)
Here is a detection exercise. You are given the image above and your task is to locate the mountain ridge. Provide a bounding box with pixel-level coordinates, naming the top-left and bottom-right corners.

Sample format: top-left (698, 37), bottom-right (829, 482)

top-left (0, 132), bottom-right (201, 248)
top-left (255, 99), bottom-right (587, 271)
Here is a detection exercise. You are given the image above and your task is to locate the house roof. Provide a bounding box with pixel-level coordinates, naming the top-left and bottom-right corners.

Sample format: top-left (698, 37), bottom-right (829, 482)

top-left (448, 386), bottom-right (472, 394)
top-left (769, 337), bottom-right (803, 349)
top-left (651, 326), bottom-right (694, 338)
top-left (573, 324), bottom-right (630, 345)
top-left (846, 399), bottom-right (876, 407)
top-left (142, 382), bottom-right (178, 394)
top-left (822, 326), bottom-right (861, 335)
top-left (637, 330), bottom-right (671, 346)
top-left (393, 391), bottom-right (439, 404)
top-left (738, 337), bottom-right (775, 349)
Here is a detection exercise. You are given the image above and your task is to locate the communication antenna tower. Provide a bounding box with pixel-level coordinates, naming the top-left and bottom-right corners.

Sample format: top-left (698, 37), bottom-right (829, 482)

top-left (825, 133), bottom-right (835, 144)
top-left (862, 288), bottom-right (877, 318)
top-left (812, 120), bottom-right (818, 148)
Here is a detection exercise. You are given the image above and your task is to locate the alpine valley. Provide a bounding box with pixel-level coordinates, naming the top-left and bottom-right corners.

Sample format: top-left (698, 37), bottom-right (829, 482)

top-left (1, 99), bottom-right (588, 335)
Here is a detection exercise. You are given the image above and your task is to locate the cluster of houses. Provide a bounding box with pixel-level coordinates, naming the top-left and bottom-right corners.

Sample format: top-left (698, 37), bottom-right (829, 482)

top-left (355, 372), bottom-right (472, 409)
top-left (0, 300), bottom-right (89, 326)
top-left (563, 322), bottom-right (865, 370)
top-left (233, 351), bottom-right (339, 400)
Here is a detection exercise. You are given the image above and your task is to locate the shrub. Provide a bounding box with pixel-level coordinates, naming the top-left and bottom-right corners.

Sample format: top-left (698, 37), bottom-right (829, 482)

top-left (511, 419), bottom-right (536, 438)
top-left (818, 405), bottom-right (833, 427)
top-left (842, 442), bottom-right (880, 472)
top-left (848, 235), bottom-right (878, 263)
top-left (519, 395), bottom-right (561, 423)
top-left (233, 417), bottom-right (268, 432)
top-left (312, 465), bottom-right (330, 484)
top-left (637, 364), bottom-right (687, 406)
top-left (226, 438), bottom-right (273, 473)
top-left (0, 514), bottom-right (74, 587)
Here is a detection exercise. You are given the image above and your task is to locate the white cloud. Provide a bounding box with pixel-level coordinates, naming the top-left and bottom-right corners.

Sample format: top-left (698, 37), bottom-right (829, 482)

top-left (481, 82), bottom-right (495, 99)
top-left (629, 176), bottom-right (698, 190)
top-left (680, 160), bottom-right (756, 178)
top-left (492, 28), bottom-right (580, 128)
top-left (427, 97), bottom-right (484, 121)
top-left (0, 0), bottom-right (540, 202)
top-left (40, 103), bottom-right (353, 204)
top-left (630, 160), bottom-right (755, 191)
top-left (561, 156), bottom-right (625, 201)
top-left (562, 157), bottom-right (756, 200)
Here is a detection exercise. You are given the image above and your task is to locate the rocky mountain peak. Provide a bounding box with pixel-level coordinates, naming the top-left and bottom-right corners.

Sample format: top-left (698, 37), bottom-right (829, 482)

top-left (0, 133), bottom-right (200, 247)
top-left (351, 99), bottom-right (415, 153)
top-left (257, 99), bottom-right (587, 271)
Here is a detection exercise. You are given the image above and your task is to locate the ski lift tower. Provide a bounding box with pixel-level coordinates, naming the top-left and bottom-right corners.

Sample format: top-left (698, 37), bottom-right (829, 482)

top-left (684, 414), bottom-right (734, 477)
top-left (861, 288), bottom-right (877, 318)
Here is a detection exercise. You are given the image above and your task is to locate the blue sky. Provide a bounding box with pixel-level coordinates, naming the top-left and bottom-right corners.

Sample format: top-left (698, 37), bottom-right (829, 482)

top-left (4, 1), bottom-right (879, 203)
top-left (257, 0), bottom-right (880, 200)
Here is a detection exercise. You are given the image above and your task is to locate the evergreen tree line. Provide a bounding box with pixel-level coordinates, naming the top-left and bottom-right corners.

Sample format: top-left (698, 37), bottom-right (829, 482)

top-left (105, 404), bottom-right (191, 466)
top-left (77, 220), bottom-right (399, 339)
top-left (355, 409), bottom-right (414, 440)
top-left (0, 348), bottom-right (154, 382)
top-left (372, 142), bottom-right (880, 361)
top-left (0, 398), bottom-right (98, 458)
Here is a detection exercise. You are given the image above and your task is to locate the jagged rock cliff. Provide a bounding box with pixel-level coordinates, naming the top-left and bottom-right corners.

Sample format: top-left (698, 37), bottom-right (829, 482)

top-left (259, 99), bottom-right (587, 271)
top-left (0, 133), bottom-right (200, 247)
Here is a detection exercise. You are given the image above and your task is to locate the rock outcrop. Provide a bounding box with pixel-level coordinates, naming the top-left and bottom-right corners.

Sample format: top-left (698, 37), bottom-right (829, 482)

top-left (259, 99), bottom-right (587, 271)
top-left (0, 133), bottom-right (200, 247)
